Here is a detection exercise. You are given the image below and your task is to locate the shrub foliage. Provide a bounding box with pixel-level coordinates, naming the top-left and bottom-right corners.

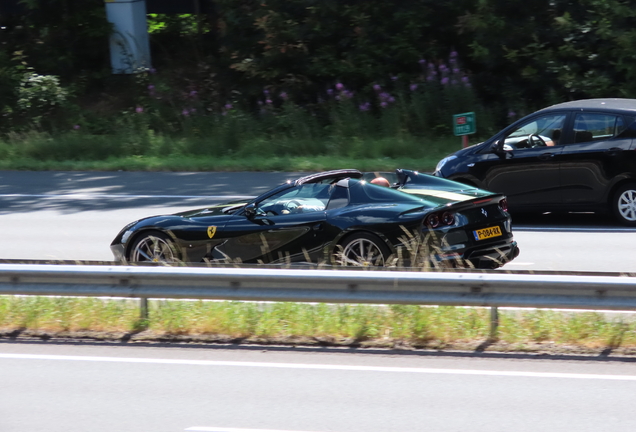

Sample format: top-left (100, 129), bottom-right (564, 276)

top-left (0, 0), bottom-right (635, 160)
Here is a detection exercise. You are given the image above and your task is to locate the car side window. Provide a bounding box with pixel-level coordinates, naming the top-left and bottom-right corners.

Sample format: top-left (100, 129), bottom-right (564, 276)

top-left (503, 114), bottom-right (567, 150)
top-left (572, 113), bottom-right (626, 143)
top-left (257, 184), bottom-right (328, 216)
top-left (326, 183), bottom-right (349, 210)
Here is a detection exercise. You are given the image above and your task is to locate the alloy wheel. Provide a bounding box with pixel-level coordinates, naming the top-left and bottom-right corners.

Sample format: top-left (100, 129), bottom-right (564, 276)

top-left (130, 234), bottom-right (178, 263)
top-left (340, 238), bottom-right (386, 266)
top-left (617, 189), bottom-right (636, 222)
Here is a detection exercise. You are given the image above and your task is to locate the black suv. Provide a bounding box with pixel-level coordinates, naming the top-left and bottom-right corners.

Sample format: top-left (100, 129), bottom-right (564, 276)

top-left (434, 98), bottom-right (636, 225)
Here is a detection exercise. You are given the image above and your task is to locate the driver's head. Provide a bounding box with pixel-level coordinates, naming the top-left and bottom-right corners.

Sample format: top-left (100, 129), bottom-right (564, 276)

top-left (370, 177), bottom-right (390, 187)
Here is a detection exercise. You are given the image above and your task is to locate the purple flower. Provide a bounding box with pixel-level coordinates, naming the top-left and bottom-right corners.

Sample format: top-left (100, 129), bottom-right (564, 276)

top-left (391, 76), bottom-right (398, 81)
top-left (147, 84), bottom-right (155, 90)
top-left (189, 90), bottom-right (198, 97)
top-left (266, 99), bottom-right (272, 105)
top-left (441, 77), bottom-right (449, 85)
top-left (439, 64), bottom-right (448, 71)
top-left (373, 84), bottom-right (381, 92)
top-left (280, 92), bottom-right (288, 100)
top-left (410, 83), bottom-right (418, 91)
top-left (508, 110), bottom-right (516, 118)
top-left (461, 76), bottom-right (470, 85)
top-left (73, 125), bottom-right (80, 130)
top-left (359, 102), bottom-right (370, 112)
top-left (263, 89), bottom-right (270, 95)
top-left (335, 83), bottom-right (344, 91)
top-left (388, 96), bottom-right (395, 103)
top-left (182, 109), bottom-right (190, 116)
top-left (379, 92), bottom-right (390, 100)
top-left (327, 89), bottom-right (334, 95)
top-left (149, 68), bottom-right (157, 74)
top-left (418, 59), bottom-right (426, 65)
top-left (135, 107), bottom-right (144, 113)
top-left (380, 101), bottom-right (388, 108)
top-left (428, 63), bottom-right (435, 70)
top-left (452, 68), bottom-right (460, 74)
top-left (450, 51), bottom-right (458, 58)
top-left (426, 75), bottom-right (435, 82)
top-left (224, 104), bottom-right (233, 110)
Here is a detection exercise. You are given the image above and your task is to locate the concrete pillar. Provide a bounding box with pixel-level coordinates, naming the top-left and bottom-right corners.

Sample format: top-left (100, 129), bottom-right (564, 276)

top-left (104, 0), bottom-right (152, 74)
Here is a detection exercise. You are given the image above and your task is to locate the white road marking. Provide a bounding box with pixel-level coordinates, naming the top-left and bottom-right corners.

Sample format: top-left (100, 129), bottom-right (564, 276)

top-left (1, 353), bottom-right (635, 381)
top-left (0, 193), bottom-right (253, 200)
top-left (515, 226), bottom-right (634, 233)
top-left (186, 428), bottom-right (317, 432)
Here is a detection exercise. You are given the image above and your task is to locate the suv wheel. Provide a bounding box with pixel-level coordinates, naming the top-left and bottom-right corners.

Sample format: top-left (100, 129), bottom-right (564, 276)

top-left (612, 183), bottom-right (636, 226)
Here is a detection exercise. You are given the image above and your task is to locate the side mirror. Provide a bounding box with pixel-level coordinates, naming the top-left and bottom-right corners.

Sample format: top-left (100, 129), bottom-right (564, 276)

top-left (244, 203), bottom-right (256, 219)
top-left (491, 141), bottom-right (510, 158)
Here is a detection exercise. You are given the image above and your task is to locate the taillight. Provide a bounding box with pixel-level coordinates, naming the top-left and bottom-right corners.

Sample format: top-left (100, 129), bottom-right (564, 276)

top-left (499, 198), bottom-right (508, 212)
top-left (426, 213), bottom-right (440, 228)
top-left (425, 211), bottom-right (455, 228)
top-left (441, 211), bottom-right (455, 225)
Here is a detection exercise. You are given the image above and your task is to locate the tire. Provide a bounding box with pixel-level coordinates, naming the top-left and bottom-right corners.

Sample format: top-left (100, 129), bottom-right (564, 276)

top-left (128, 231), bottom-right (181, 263)
top-left (612, 183), bottom-right (636, 226)
top-left (336, 232), bottom-right (391, 267)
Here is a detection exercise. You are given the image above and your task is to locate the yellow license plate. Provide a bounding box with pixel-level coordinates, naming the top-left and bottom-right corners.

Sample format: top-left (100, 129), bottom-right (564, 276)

top-left (473, 226), bottom-right (502, 241)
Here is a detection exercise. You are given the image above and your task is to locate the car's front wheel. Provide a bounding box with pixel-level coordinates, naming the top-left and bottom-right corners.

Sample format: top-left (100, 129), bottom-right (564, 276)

top-left (336, 232), bottom-right (391, 267)
top-left (612, 183), bottom-right (636, 226)
top-left (128, 231), bottom-right (180, 263)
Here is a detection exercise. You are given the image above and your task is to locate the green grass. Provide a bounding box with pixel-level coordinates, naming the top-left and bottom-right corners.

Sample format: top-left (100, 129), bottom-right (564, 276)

top-left (0, 155), bottom-right (448, 173)
top-left (0, 132), bottom-right (466, 172)
top-left (2, 296), bottom-right (636, 351)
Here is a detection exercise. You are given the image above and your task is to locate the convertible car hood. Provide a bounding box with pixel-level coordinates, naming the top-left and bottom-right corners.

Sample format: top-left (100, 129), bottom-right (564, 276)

top-left (399, 186), bottom-right (493, 206)
top-left (364, 169), bottom-right (495, 206)
top-left (174, 199), bottom-right (250, 218)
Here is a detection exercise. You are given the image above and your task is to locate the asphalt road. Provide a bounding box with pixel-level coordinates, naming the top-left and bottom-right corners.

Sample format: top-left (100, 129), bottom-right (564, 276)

top-left (1, 342), bottom-right (636, 432)
top-left (0, 171), bottom-right (635, 271)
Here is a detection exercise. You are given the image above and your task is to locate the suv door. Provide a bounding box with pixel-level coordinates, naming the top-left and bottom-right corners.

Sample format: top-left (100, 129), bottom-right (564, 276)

top-left (471, 113), bottom-right (568, 209)
top-left (558, 112), bottom-right (632, 207)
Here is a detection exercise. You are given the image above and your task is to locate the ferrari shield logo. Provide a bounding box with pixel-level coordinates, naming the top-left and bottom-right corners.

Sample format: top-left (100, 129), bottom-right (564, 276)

top-left (207, 226), bottom-right (217, 238)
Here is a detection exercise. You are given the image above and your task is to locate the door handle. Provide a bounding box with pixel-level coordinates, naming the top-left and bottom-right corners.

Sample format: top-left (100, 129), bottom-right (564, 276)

top-left (538, 153), bottom-right (555, 161)
top-left (312, 223), bottom-right (323, 231)
top-left (606, 147), bottom-right (623, 155)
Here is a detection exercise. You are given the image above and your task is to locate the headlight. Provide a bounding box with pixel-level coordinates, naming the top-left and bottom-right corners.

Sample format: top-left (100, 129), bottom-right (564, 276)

top-left (435, 155), bottom-right (457, 173)
top-left (119, 220), bottom-right (139, 244)
top-left (121, 229), bottom-right (134, 244)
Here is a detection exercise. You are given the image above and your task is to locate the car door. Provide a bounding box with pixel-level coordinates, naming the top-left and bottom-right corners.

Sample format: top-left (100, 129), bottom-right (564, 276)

top-left (558, 112), bottom-right (633, 206)
top-left (219, 183), bottom-right (329, 263)
top-left (472, 113), bottom-right (568, 209)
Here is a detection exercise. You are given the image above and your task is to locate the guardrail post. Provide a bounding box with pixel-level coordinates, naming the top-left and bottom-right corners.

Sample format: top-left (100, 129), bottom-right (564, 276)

top-left (140, 297), bottom-right (149, 321)
top-left (489, 306), bottom-right (499, 340)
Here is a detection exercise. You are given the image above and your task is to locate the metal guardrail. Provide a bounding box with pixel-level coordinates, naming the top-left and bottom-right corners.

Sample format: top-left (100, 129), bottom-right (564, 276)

top-left (1, 264), bottom-right (635, 338)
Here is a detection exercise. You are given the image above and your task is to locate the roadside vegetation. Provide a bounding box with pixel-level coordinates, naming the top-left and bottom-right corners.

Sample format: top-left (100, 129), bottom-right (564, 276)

top-left (2, 1), bottom-right (636, 172)
top-left (1, 296), bottom-right (635, 354)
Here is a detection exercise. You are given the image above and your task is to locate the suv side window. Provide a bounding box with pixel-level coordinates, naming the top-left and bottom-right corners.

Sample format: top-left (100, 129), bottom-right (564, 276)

top-left (572, 113), bottom-right (625, 143)
top-left (503, 114), bottom-right (567, 150)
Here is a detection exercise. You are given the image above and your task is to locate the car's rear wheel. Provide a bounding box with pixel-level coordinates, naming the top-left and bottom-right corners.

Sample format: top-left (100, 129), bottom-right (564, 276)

top-left (128, 231), bottom-right (180, 263)
top-left (337, 232), bottom-right (391, 267)
top-left (612, 183), bottom-right (636, 226)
